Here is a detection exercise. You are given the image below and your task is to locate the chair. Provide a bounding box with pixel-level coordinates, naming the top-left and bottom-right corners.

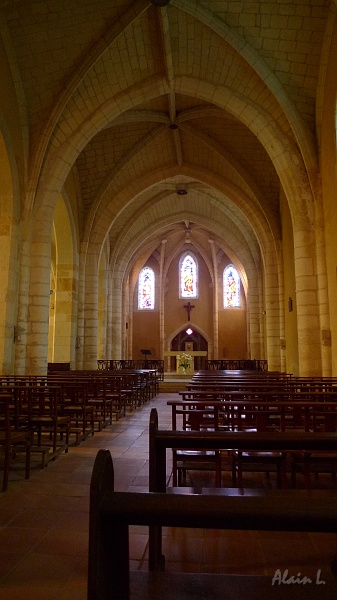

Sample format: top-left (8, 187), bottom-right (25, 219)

top-left (172, 448), bottom-right (222, 487)
top-left (0, 395), bottom-right (31, 491)
top-left (231, 408), bottom-right (287, 488)
top-left (86, 377), bottom-right (113, 430)
top-left (291, 409), bottom-right (337, 489)
top-left (172, 404), bottom-right (222, 487)
top-left (28, 385), bottom-right (70, 456)
top-left (60, 382), bottom-right (94, 444)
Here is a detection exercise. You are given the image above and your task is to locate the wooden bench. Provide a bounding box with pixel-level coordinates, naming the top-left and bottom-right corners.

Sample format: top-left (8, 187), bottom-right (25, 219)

top-left (88, 448), bottom-right (337, 600)
top-left (147, 407), bottom-right (337, 567)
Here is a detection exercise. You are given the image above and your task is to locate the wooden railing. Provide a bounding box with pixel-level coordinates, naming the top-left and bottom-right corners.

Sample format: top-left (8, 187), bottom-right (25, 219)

top-left (97, 359), bottom-right (164, 380)
top-left (206, 359), bottom-right (268, 370)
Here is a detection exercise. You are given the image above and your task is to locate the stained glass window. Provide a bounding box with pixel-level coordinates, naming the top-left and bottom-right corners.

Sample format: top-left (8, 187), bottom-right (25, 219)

top-left (223, 264), bottom-right (240, 308)
top-left (180, 254), bottom-right (197, 298)
top-left (138, 267), bottom-right (155, 309)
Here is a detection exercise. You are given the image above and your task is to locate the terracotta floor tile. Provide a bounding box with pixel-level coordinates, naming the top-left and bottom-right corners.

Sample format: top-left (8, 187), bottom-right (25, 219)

top-left (33, 529), bottom-right (88, 557)
top-left (8, 509), bottom-right (66, 529)
top-left (0, 585), bottom-right (61, 600)
top-left (0, 527), bottom-right (48, 554)
top-left (3, 552), bottom-right (85, 587)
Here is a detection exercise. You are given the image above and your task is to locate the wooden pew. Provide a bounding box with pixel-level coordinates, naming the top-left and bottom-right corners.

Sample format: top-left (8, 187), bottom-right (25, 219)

top-left (88, 448), bottom-right (337, 600)
top-left (148, 408), bottom-right (337, 569)
top-left (168, 398), bottom-right (337, 487)
top-left (150, 408), bottom-right (337, 489)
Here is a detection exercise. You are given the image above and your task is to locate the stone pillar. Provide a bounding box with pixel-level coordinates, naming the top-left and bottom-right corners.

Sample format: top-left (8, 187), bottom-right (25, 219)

top-left (110, 270), bottom-right (123, 359)
top-left (82, 252), bottom-right (99, 369)
top-left (26, 229), bottom-right (53, 375)
top-left (246, 271), bottom-right (261, 360)
top-left (105, 268), bottom-right (112, 359)
top-left (0, 213), bottom-right (19, 374)
top-left (121, 276), bottom-right (130, 359)
top-left (75, 248), bottom-right (86, 369)
top-left (264, 251), bottom-right (281, 372)
top-left (293, 219), bottom-right (321, 376)
top-left (14, 235), bottom-right (30, 374)
top-left (209, 239), bottom-right (218, 359)
top-left (277, 249), bottom-right (286, 373)
top-left (160, 239), bottom-right (167, 362)
top-left (53, 262), bottom-right (76, 363)
top-left (315, 199), bottom-right (331, 376)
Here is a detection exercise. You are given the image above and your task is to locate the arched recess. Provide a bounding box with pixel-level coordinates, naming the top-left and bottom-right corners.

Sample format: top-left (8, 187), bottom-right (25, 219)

top-left (0, 130), bottom-right (20, 374)
top-left (168, 322), bottom-right (211, 371)
top-left (48, 195), bottom-right (77, 367)
top-left (171, 326), bottom-right (208, 371)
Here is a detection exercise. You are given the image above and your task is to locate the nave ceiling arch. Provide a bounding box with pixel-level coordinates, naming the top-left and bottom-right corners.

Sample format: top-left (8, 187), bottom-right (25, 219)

top-left (1, 0), bottom-right (335, 374)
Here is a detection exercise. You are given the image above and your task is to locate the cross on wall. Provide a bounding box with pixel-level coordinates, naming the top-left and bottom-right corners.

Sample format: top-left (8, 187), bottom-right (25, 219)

top-left (183, 301), bottom-right (195, 321)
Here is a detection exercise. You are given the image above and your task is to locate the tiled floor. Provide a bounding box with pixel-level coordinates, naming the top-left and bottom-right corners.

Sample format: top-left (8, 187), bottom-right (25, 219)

top-left (1, 392), bottom-right (337, 599)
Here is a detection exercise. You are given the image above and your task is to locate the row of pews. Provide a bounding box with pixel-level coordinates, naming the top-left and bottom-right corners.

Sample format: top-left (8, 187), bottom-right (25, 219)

top-left (0, 368), bottom-right (158, 491)
top-left (88, 409), bottom-right (337, 600)
top-left (168, 369), bottom-right (337, 489)
top-left (86, 368), bottom-right (337, 599)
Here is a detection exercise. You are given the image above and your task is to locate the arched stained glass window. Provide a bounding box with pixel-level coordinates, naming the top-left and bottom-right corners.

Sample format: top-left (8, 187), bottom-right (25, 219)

top-left (223, 264), bottom-right (240, 308)
top-left (180, 253), bottom-right (198, 298)
top-left (138, 267), bottom-right (155, 309)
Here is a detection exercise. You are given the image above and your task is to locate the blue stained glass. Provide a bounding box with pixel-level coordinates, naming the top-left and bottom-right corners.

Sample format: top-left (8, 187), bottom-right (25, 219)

top-left (223, 265), bottom-right (240, 308)
top-left (138, 267), bottom-right (154, 309)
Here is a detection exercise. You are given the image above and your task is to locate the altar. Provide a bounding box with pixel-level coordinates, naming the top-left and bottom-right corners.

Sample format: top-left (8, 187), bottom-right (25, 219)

top-left (163, 351), bottom-right (208, 373)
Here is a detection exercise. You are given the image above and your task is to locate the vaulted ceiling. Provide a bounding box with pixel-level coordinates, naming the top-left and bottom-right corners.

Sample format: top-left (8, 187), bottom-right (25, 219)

top-left (2, 0), bottom-right (333, 280)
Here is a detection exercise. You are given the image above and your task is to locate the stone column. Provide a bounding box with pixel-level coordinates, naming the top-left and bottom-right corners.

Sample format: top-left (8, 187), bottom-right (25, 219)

top-left (75, 248), bottom-right (86, 369)
top-left (53, 262), bottom-right (75, 364)
top-left (277, 248), bottom-right (286, 373)
top-left (82, 252), bottom-right (99, 369)
top-left (293, 218), bottom-right (321, 376)
top-left (246, 269), bottom-right (261, 360)
top-left (110, 270), bottom-right (123, 359)
top-left (121, 275), bottom-right (130, 359)
top-left (315, 198), bottom-right (331, 376)
top-left (159, 239), bottom-right (167, 363)
top-left (209, 239), bottom-right (218, 359)
top-left (264, 248), bottom-right (281, 372)
top-left (26, 226), bottom-right (53, 375)
top-left (0, 213), bottom-right (19, 374)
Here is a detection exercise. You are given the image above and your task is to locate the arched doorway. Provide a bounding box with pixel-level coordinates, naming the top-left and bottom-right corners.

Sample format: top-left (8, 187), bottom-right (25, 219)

top-left (171, 327), bottom-right (208, 370)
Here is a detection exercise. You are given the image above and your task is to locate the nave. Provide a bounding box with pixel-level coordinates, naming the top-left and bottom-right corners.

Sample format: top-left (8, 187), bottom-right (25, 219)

top-left (0, 393), bottom-right (336, 600)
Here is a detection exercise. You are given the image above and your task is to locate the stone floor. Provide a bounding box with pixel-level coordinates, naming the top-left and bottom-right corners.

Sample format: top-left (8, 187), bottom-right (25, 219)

top-left (1, 392), bottom-right (337, 599)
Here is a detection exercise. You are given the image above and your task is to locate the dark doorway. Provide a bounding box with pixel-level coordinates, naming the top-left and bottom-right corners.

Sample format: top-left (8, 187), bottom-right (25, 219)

top-left (171, 328), bottom-right (208, 370)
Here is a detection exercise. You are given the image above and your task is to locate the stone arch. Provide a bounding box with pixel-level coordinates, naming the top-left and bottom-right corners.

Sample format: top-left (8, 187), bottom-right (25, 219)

top-left (168, 322), bottom-right (211, 353)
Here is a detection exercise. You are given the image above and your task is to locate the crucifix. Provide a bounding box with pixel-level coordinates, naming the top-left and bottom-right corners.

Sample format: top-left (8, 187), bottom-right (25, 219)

top-left (184, 301), bottom-right (195, 321)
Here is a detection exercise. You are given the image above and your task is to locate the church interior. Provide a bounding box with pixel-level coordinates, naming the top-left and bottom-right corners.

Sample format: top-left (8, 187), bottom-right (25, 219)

top-left (1, 0), bottom-right (337, 598)
top-left (0, 0), bottom-right (337, 377)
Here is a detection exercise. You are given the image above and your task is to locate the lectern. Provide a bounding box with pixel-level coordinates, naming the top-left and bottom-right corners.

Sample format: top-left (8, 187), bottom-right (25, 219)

top-left (140, 349), bottom-right (152, 362)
